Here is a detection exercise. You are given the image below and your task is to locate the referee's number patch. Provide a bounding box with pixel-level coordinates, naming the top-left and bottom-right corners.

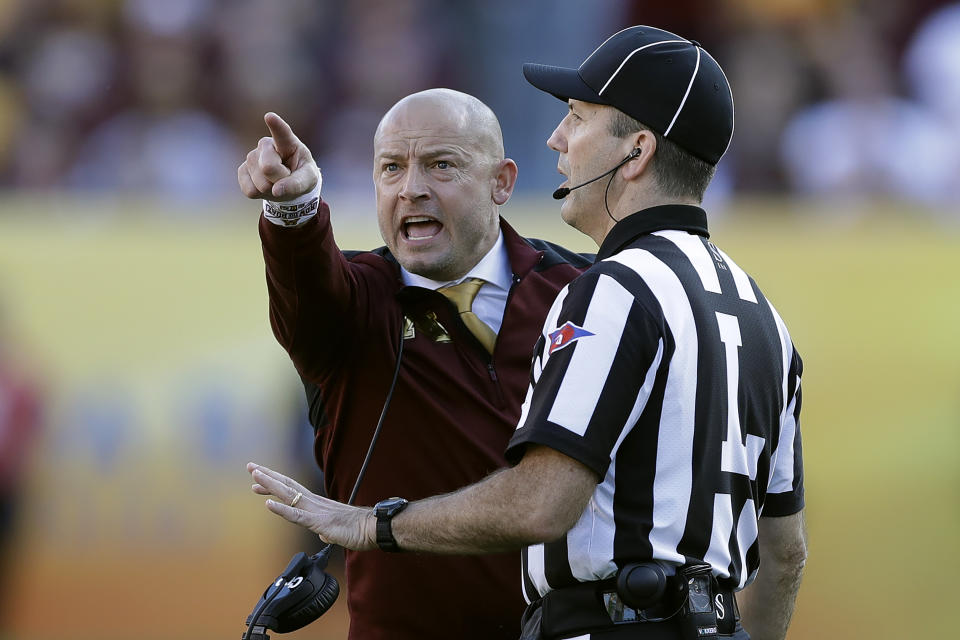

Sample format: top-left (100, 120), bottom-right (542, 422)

top-left (548, 321), bottom-right (595, 355)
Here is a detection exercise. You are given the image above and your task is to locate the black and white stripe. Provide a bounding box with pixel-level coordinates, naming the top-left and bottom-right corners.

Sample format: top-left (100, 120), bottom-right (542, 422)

top-left (507, 227), bottom-right (804, 601)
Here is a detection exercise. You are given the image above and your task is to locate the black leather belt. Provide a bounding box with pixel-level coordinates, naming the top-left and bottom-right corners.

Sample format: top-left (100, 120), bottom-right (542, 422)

top-left (532, 577), bottom-right (739, 639)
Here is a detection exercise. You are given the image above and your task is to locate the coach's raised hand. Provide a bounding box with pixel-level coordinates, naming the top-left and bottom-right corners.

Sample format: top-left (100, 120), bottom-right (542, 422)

top-left (248, 462), bottom-right (377, 551)
top-left (237, 112), bottom-right (320, 201)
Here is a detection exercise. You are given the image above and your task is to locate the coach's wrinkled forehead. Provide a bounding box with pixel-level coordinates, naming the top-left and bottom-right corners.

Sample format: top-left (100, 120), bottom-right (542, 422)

top-left (374, 89), bottom-right (504, 164)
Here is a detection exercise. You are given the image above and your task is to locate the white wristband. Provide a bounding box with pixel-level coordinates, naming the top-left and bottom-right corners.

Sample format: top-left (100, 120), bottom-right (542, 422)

top-left (262, 185), bottom-right (321, 227)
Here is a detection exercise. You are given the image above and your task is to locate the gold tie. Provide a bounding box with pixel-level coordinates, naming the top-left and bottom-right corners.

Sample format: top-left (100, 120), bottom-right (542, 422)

top-left (438, 278), bottom-right (498, 354)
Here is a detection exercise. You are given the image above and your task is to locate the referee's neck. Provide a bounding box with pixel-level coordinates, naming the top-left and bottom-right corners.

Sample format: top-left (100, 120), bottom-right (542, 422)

top-left (597, 193), bottom-right (700, 245)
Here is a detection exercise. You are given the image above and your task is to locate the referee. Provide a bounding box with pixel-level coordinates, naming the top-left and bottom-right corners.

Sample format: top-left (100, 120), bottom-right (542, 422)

top-left (249, 25), bottom-right (806, 640)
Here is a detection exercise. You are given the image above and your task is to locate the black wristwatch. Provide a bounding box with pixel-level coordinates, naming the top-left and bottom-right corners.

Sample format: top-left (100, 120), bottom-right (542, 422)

top-left (374, 497), bottom-right (409, 552)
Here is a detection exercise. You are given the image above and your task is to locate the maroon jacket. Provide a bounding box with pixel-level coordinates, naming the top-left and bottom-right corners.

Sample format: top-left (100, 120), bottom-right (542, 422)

top-left (259, 199), bottom-right (591, 640)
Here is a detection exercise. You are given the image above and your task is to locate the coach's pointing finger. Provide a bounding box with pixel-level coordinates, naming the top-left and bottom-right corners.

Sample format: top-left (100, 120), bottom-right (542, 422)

top-left (261, 112), bottom-right (320, 200)
top-left (264, 112), bottom-right (300, 160)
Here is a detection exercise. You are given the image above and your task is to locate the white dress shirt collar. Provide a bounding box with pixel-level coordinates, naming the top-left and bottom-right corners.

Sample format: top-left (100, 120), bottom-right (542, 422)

top-left (399, 230), bottom-right (513, 334)
top-left (400, 230), bottom-right (512, 292)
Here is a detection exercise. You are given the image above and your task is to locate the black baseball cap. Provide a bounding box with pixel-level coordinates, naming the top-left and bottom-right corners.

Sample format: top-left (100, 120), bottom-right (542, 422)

top-left (523, 26), bottom-right (734, 166)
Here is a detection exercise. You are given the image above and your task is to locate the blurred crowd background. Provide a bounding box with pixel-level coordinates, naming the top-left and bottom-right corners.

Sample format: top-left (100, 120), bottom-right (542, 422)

top-left (0, 0), bottom-right (959, 210)
top-left (0, 1), bottom-right (957, 639)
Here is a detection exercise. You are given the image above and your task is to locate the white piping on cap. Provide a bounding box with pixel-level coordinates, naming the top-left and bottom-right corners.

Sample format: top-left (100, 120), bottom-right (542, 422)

top-left (663, 45), bottom-right (701, 137)
top-left (597, 40), bottom-right (688, 96)
top-left (701, 47), bottom-right (736, 159)
top-left (581, 26), bottom-right (636, 68)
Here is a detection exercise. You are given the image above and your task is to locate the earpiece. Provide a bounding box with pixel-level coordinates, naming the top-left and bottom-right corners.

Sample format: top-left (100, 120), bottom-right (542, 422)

top-left (279, 573), bottom-right (340, 631)
top-left (268, 562), bottom-right (340, 632)
top-left (244, 550), bottom-right (341, 637)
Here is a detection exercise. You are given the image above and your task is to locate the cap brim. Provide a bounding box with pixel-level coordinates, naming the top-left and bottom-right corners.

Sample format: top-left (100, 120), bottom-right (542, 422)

top-left (522, 63), bottom-right (609, 105)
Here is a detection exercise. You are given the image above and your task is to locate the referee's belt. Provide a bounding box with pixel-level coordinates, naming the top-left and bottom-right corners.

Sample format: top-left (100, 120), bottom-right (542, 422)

top-left (533, 570), bottom-right (739, 639)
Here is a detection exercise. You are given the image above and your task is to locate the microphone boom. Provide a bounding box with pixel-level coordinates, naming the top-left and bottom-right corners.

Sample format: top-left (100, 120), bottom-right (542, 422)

top-left (550, 148), bottom-right (640, 200)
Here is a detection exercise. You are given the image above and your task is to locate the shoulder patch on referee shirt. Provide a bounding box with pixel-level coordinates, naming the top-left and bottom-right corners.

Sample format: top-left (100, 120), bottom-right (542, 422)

top-left (548, 321), bottom-right (595, 354)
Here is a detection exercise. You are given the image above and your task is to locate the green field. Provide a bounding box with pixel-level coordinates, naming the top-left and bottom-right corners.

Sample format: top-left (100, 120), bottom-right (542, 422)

top-left (0, 195), bottom-right (956, 638)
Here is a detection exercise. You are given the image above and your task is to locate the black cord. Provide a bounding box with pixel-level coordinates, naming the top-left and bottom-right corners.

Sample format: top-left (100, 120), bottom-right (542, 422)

top-left (243, 551), bottom-right (312, 640)
top-left (245, 319), bottom-right (406, 637)
top-left (243, 578), bottom-right (286, 640)
top-left (311, 317), bottom-right (405, 562)
top-left (604, 146), bottom-right (642, 224)
top-left (345, 318), bottom-right (405, 506)
top-left (604, 169), bottom-right (620, 224)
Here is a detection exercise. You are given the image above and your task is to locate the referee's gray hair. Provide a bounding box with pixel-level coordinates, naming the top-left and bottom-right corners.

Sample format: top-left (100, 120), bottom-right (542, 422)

top-left (608, 110), bottom-right (715, 203)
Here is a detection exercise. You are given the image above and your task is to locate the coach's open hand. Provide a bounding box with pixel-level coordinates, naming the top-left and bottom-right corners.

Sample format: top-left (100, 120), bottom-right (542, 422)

top-left (237, 112), bottom-right (320, 201)
top-left (248, 462), bottom-right (377, 551)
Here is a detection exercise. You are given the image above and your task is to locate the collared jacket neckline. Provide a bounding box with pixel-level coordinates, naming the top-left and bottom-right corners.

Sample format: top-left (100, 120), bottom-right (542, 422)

top-left (596, 204), bottom-right (710, 261)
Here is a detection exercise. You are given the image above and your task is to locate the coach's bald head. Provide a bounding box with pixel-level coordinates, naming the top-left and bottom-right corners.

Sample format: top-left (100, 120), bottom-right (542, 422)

top-left (372, 88), bottom-right (517, 281)
top-left (375, 88), bottom-right (505, 165)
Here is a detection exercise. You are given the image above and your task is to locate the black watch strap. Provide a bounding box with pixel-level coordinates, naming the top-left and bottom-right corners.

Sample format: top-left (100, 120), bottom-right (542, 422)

top-left (374, 497), bottom-right (409, 552)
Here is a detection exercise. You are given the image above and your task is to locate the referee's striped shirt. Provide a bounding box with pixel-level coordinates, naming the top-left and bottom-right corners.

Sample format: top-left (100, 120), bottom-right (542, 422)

top-left (505, 204), bottom-right (804, 601)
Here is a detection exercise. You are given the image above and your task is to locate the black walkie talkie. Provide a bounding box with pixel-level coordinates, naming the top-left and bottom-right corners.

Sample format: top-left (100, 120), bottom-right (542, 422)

top-left (241, 320), bottom-right (406, 638)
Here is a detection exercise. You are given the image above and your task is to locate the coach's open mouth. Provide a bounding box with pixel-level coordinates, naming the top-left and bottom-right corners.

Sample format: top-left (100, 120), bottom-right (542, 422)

top-left (403, 216), bottom-right (443, 241)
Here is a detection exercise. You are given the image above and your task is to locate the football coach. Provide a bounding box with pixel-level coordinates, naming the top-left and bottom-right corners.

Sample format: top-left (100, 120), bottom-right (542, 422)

top-left (239, 88), bottom-right (591, 639)
top-left (248, 25), bottom-right (807, 640)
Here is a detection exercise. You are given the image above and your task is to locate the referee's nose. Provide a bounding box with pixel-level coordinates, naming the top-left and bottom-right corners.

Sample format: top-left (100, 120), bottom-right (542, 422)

top-left (547, 113), bottom-right (568, 156)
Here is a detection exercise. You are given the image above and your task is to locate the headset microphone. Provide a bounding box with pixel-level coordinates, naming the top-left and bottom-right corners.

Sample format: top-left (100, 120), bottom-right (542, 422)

top-left (551, 148), bottom-right (641, 200)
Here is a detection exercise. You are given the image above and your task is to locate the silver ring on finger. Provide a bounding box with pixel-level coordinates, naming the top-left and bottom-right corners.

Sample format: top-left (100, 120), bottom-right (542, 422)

top-left (290, 491), bottom-right (303, 508)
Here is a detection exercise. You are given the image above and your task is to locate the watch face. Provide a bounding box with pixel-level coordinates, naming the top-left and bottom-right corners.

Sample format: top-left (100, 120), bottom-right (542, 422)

top-left (376, 497), bottom-right (408, 517)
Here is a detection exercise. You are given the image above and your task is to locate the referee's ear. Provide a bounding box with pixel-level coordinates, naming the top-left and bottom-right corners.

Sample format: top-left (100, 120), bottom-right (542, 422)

top-left (620, 130), bottom-right (656, 182)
